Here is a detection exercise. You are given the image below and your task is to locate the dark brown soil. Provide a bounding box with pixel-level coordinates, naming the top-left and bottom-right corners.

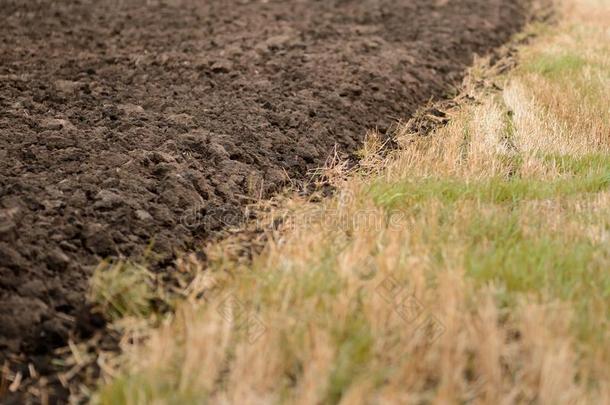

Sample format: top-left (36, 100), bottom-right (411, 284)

top-left (1, 0), bottom-right (526, 375)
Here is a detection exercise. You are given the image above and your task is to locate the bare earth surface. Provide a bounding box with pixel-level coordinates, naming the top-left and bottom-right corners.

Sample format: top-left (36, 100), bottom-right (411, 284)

top-left (0, 0), bottom-right (526, 371)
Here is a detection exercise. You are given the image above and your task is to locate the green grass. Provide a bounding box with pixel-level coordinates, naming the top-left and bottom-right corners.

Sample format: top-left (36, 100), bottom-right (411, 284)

top-left (367, 149), bottom-right (610, 344)
top-left (520, 36), bottom-right (610, 123)
top-left (98, 372), bottom-right (205, 405)
top-left (466, 213), bottom-right (610, 342)
top-left (524, 52), bottom-right (587, 78)
top-left (326, 313), bottom-right (374, 403)
top-left (541, 153), bottom-right (610, 175)
top-left (369, 172), bottom-right (609, 210)
top-left (89, 260), bottom-right (156, 321)
top-left (465, 214), bottom-right (606, 295)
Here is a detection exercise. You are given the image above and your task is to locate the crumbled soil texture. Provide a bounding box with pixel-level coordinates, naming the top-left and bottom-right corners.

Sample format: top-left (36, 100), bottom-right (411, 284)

top-left (0, 0), bottom-right (526, 360)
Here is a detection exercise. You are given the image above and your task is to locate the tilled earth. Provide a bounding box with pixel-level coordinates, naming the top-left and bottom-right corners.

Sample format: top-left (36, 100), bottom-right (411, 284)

top-left (1, 0), bottom-right (526, 378)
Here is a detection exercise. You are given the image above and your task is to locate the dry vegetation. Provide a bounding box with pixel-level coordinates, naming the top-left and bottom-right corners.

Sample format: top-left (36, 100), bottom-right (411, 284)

top-left (91, 0), bottom-right (609, 403)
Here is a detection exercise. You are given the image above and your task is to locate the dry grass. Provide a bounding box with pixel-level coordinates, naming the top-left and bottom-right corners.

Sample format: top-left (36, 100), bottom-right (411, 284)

top-left (92, 0), bottom-right (610, 403)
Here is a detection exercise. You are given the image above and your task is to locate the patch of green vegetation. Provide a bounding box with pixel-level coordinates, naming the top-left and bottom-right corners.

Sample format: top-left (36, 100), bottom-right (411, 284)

top-left (463, 210), bottom-right (610, 342)
top-left (466, 224), bottom-right (597, 297)
top-left (368, 148), bottom-right (610, 344)
top-left (326, 312), bottom-right (374, 404)
top-left (89, 260), bottom-right (156, 321)
top-left (524, 52), bottom-right (587, 78)
top-left (522, 45), bottom-right (609, 117)
top-left (96, 372), bottom-right (204, 405)
top-left (542, 153), bottom-right (610, 176)
top-left (369, 174), bottom-right (609, 211)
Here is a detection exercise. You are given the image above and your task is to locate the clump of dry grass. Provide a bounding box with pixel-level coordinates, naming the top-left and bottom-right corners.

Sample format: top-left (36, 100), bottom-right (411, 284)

top-left (92, 0), bottom-right (610, 403)
top-left (89, 260), bottom-right (156, 321)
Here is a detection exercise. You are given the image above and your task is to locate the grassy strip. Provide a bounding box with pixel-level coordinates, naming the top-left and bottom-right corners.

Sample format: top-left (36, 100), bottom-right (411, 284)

top-left (92, 1), bottom-right (610, 403)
